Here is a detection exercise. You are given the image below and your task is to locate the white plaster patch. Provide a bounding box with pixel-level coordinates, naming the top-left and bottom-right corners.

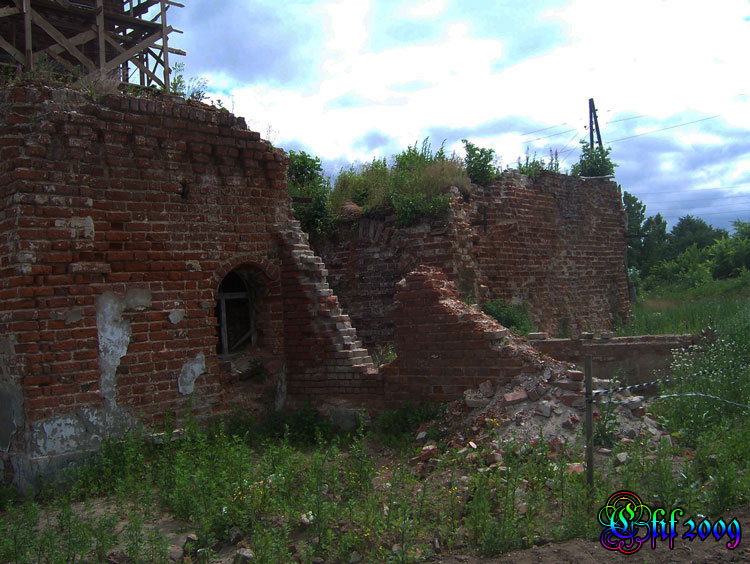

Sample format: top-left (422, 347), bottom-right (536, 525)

top-left (168, 309), bottom-right (186, 325)
top-left (178, 353), bottom-right (206, 395)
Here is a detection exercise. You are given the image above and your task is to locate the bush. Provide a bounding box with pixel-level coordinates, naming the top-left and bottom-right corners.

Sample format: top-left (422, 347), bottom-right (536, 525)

top-left (288, 150), bottom-right (335, 240)
top-left (462, 139), bottom-right (498, 186)
top-left (570, 140), bottom-right (616, 177)
top-left (331, 138), bottom-right (469, 226)
top-left (516, 148), bottom-right (560, 178)
top-left (481, 299), bottom-right (534, 336)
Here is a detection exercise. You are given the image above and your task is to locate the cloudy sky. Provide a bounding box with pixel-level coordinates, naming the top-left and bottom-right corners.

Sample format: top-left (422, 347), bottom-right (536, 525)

top-left (167, 0), bottom-right (750, 231)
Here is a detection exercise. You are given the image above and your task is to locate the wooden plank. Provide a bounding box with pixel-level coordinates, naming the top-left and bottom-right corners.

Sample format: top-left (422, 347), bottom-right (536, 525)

top-left (159, 0), bottom-right (169, 87)
top-left (0, 6), bottom-right (21, 17)
top-left (23, 0), bottom-right (32, 69)
top-left (38, 27), bottom-right (96, 57)
top-left (104, 32), bottom-right (163, 86)
top-left (0, 34), bottom-right (25, 64)
top-left (30, 7), bottom-right (96, 71)
top-left (45, 49), bottom-right (74, 70)
top-left (103, 7), bottom-right (160, 28)
top-left (102, 27), bottom-right (168, 71)
top-left (95, 0), bottom-right (104, 73)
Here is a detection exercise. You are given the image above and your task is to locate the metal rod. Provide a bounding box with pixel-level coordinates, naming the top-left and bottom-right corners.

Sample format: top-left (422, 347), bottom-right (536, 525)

top-left (585, 355), bottom-right (594, 489)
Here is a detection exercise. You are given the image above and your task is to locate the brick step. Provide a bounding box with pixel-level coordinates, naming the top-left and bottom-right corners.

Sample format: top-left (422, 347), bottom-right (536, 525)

top-left (551, 379), bottom-right (583, 392)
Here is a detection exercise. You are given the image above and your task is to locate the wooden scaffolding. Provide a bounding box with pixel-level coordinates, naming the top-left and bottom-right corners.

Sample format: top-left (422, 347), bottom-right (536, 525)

top-left (0, 0), bottom-right (184, 88)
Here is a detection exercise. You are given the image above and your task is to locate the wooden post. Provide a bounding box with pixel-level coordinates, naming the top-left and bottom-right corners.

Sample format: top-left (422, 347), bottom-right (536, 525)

top-left (160, 0), bottom-right (170, 90)
top-left (23, 0), bottom-right (32, 71)
top-left (96, 0), bottom-right (105, 77)
top-left (591, 98), bottom-right (604, 153)
top-left (585, 355), bottom-right (594, 490)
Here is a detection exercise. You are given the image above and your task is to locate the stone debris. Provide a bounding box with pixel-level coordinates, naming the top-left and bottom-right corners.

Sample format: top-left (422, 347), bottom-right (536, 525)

top-left (446, 361), bottom-right (665, 452)
top-left (233, 548), bottom-right (255, 563)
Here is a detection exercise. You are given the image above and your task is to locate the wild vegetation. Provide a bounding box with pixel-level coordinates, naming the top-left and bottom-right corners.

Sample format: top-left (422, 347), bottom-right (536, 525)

top-left (4, 282), bottom-right (750, 563)
top-left (287, 136), bottom-right (621, 241)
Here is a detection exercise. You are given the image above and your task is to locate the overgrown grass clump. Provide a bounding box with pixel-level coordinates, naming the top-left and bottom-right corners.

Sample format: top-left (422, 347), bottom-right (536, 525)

top-left (617, 275), bottom-right (750, 336)
top-left (331, 139), bottom-right (471, 226)
top-left (481, 298), bottom-right (535, 336)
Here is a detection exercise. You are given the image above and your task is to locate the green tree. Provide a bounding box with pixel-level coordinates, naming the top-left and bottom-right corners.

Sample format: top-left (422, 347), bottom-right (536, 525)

top-left (640, 213), bottom-right (670, 277)
top-left (668, 215), bottom-right (728, 260)
top-left (462, 139), bottom-right (497, 186)
top-left (570, 140), bottom-right (617, 177)
top-left (623, 191), bottom-right (646, 270)
top-left (710, 220), bottom-right (750, 278)
top-left (287, 150), bottom-right (334, 240)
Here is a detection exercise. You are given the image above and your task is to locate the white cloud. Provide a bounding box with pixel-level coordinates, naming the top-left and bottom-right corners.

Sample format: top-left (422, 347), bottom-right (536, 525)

top-left (404, 0), bottom-right (448, 19)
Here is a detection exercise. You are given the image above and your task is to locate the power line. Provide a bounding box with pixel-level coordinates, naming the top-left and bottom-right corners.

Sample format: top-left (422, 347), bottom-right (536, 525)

top-left (604, 114), bottom-right (646, 125)
top-left (645, 194), bottom-right (750, 203)
top-left (608, 115), bottom-right (721, 144)
top-left (658, 209), bottom-right (750, 217)
top-left (520, 122), bottom-right (573, 137)
top-left (523, 127), bottom-right (581, 143)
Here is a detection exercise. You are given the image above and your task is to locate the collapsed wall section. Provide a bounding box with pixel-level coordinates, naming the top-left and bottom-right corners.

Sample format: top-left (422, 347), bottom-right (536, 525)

top-left (380, 266), bottom-right (571, 407)
top-left (315, 171), bottom-right (630, 350)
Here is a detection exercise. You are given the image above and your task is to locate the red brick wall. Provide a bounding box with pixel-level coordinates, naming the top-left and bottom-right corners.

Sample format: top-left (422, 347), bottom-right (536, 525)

top-left (315, 171), bottom-right (630, 350)
top-left (0, 85), bottom-right (378, 487)
top-left (381, 266), bottom-right (566, 406)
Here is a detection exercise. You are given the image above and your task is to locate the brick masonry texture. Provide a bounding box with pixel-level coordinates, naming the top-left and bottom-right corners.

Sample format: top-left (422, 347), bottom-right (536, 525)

top-left (315, 171), bottom-right (631, 351)
top-left (529, 334), bottom-right (699, 386)
top-left (380, 265), bottom-right (567, 407)
top-left (0, 84), bottom-right (656, 493)
top-left (0, 85), bottom-right (375, 488)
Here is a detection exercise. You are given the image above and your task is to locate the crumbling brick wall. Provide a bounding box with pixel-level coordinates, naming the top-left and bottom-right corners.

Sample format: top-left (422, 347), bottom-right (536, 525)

top-left (315, 171), bottom-right (630, 351)
top-left (0, 84), bottom-right (376, 488)
top-left (529, 333), bottom-right (699, 386)
top-left (380, 266), bottom-right (566, 406)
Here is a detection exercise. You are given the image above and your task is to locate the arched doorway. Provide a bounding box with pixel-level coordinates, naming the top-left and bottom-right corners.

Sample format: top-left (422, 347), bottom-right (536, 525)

top-left (215, 270), bottom-right (254, 355)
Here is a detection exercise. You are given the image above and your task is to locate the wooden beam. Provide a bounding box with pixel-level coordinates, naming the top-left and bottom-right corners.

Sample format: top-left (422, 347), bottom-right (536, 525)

top-left (46, 49), bottom-right (74, 71)
top-left (0, 6), bottom-right (21, 17)
top-left (37, 28), bottom-right (96, 58)
top-left (104, 32), bottom-right (163, 87)
top-left (127, 0), bottom-right (159, 18)
top-left (160, 0), bottom-right (169, 88)
top-left (0, 34), bottom-right (25, 64)
top-left (23, 0), bottom-right (32, 70)
top-left (30, 7), bottom-right (97, 71)
top-left (102, 27), bottom-right (169, 72)
top-left (96, 0), bottom-right (105, 75)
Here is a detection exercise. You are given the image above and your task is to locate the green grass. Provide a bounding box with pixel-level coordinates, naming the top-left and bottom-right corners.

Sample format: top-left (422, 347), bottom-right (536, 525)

top-left (617, 276), bottom-right (750, 336)
top-left (4, 281), bottom-right (750, 562)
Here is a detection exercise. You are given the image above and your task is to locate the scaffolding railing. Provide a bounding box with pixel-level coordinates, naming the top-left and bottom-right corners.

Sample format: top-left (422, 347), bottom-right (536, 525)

top-left (0, 0), bottom-right (185, 88)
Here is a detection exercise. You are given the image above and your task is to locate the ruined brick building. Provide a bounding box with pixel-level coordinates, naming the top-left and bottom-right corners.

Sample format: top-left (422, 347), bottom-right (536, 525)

top-left (0, 84), bottom-right (631, 490)
top-left (315, 170), bottom-right (631, 350)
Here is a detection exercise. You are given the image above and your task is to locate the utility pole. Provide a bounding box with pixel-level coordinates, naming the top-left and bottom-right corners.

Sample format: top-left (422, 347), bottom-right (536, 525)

top-left (588, 98), bottom-right (604, 154)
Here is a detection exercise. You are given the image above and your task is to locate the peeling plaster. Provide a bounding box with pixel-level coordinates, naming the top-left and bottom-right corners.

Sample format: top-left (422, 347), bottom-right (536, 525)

top-left (51, 308), bottom-right (83, 325)
top-left (0, 337), bottom-right (22, 454)
top-left (28, 406), bottom-right (133, 458)
top-left (178, 353), bottom-right (206, 395)
top-left (168, 309), bottom-right (185, 325)
top-left (95, 289), bottom-right (151, 406)
top-left (0, 381), bottom-right (23, 453)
